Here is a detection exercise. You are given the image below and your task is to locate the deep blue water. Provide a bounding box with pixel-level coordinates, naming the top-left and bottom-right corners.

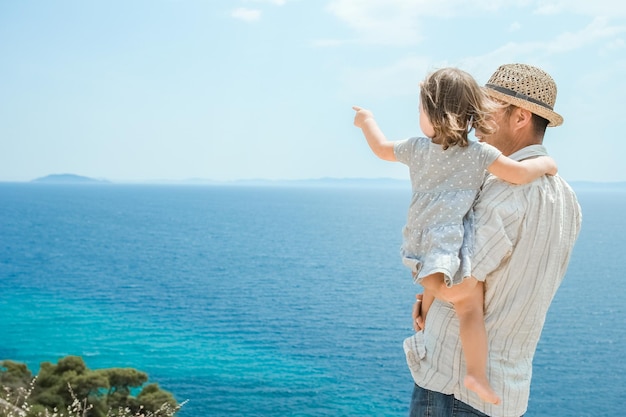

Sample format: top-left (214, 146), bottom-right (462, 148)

top-left (0, 183), bottom-right (624, 417)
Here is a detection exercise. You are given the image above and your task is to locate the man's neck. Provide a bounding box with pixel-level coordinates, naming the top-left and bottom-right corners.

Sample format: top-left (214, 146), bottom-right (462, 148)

top-left (501, 131), bottom-right (543, 156)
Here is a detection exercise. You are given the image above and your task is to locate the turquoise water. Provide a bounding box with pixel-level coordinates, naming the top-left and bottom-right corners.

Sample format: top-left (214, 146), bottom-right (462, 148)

top-left (0, 183), bottom-right (625, 416)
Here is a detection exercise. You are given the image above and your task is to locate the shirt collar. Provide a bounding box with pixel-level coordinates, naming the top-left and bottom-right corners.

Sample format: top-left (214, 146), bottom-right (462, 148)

top-left (508, 144), bottom-right (548, 162)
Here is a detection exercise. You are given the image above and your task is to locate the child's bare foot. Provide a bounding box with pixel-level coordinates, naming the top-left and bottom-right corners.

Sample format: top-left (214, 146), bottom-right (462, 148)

top-left (464, 375), bottom-right (500, 404)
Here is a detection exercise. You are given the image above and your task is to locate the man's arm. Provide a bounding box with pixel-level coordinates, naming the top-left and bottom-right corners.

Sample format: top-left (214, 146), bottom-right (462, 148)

top-left (413, 291), bottom-right (435, 331)
top-left (420, 274), bottom-right (481, 305)
top-left (412, 282), bottom-right (470, 331)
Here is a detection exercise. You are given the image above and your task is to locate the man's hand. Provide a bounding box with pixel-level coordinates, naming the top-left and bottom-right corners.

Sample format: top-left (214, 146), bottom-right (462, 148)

top-left (412, 293), bottom-right (424, 331)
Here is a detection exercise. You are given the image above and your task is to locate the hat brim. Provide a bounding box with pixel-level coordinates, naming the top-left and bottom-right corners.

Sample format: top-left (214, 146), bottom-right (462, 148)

top-left (485, 88), bottom-right (563, 127)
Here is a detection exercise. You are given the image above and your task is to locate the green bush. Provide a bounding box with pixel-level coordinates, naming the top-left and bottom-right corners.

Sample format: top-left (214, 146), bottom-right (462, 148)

top-left (0, 357), bottom-right (185, 417)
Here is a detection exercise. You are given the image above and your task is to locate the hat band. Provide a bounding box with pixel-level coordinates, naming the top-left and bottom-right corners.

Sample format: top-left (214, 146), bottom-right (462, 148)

top-left (485, 84), bottom-right (554, 110)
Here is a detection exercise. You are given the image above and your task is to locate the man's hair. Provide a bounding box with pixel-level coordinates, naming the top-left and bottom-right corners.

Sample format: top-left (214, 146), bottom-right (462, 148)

top-left (531, 114), bottom-right (549, 137)
top-left (420, 67), bottom-right (499, 150)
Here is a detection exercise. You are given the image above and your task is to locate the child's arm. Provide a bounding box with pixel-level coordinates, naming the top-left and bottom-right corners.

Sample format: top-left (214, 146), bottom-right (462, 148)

top-left (487, 155), bottom-right (557, 185)
top-left (353, 106), bottom-right (397, 162)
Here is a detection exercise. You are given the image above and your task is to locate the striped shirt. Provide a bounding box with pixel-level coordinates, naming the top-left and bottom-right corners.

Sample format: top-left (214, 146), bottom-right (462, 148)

top-left (404, 145), bottom-right (582, 417)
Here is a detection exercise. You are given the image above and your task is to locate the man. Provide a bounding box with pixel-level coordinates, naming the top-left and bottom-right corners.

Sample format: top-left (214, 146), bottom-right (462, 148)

top-left (404, 63), bottom-right (582, 417)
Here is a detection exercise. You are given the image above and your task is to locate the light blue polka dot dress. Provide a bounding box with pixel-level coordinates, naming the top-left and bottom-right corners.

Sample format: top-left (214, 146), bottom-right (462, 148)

top-left (394, 137), bottom-right (501, 287)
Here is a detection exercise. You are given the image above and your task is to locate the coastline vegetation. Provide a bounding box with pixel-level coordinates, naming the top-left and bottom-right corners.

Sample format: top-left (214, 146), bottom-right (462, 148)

top-left (0, 356), bottom-right (184, 417)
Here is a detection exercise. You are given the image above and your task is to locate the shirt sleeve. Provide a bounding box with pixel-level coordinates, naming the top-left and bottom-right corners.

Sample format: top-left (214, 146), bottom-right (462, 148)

top-left (394, 137), bottom-right (419, 166)
top-left (471, 183), bottom-right (520, 281)
top-left (478, 141), bottom-right (502, 170)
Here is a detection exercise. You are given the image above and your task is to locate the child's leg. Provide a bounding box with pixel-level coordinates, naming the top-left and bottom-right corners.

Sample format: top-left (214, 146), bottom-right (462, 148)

top-left (420, 273), bottom-right (500, 404)
top-left (453, 279), bottom-right (500, 405)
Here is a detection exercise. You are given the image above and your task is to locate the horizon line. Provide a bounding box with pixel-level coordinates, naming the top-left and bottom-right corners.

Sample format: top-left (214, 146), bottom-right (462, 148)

top-left (1, 173), bottom-right (626, 187)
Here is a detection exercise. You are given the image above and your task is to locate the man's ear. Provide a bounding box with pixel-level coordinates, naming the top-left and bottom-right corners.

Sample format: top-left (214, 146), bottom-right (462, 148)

top-left (514, 107), bottom-right (533, 128)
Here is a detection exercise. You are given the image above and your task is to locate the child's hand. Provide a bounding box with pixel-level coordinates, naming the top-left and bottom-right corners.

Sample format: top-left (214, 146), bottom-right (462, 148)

top-left (544, 156), bottom-right (558, 176)
top-left (539, 156), bottom-right (559, 175)
top-left (352, 106), bottom-right (375, 129)
top-left (352, 105), bottom-right (395, 161)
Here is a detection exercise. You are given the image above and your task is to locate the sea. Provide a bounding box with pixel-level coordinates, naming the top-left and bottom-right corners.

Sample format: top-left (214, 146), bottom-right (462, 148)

top-left (0, 182), bottom-right (625, 417)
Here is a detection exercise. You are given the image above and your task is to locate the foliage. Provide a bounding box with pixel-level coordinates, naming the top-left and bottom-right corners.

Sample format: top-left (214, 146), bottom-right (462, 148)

top-left (0, 357), bottom-right (184, 417)
top-left (0, 362), bottom-right (32, 390)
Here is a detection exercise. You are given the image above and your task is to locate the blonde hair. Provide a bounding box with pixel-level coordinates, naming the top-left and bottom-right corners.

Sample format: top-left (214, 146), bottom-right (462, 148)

top-left (420, 67), bottom-right (500, 149)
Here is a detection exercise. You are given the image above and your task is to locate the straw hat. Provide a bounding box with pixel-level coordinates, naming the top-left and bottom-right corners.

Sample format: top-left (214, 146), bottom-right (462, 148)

top-left (485, 63), bottom-right (563, 127)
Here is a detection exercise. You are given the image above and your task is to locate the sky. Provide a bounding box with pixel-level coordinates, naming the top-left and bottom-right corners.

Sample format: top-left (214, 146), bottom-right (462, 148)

top-left (1, 0), bottom-right (625, 183)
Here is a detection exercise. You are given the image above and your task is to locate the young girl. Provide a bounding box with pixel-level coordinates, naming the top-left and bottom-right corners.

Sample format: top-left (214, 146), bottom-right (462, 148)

top-left (352, 67), bottom-right (557, 405)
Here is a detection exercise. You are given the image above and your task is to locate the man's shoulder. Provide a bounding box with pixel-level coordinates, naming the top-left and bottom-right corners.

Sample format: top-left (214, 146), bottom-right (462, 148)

top-left (554, 175), bottom-right (579, 196)
top-left (478, 174), bottom-right (580, 218)
top-left (482, 172), bottom-right (575, 194)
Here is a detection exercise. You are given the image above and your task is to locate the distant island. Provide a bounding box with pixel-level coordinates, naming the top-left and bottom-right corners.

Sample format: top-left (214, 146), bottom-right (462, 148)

top-left (27, 175), bottom-right (410, 187)
top-left (17, 175), bottom-right (626, 190)
top-left (31, 174), bottom-right (110, 184)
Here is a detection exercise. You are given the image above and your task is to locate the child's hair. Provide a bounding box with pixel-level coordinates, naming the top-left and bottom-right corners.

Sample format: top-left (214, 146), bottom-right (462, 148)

top-left (420, 67), bottom-right (500, 150)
